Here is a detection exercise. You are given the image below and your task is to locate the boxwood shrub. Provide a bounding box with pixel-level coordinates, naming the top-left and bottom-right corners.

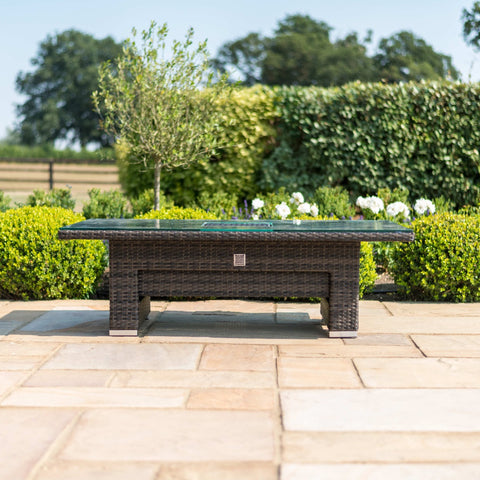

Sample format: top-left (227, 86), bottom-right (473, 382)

top-left (390, 212), bottom-right (480, 302)
top-left (0, 206), bottom-right (107, 300)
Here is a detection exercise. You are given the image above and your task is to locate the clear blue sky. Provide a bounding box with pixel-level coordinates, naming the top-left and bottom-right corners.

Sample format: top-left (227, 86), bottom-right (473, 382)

top-left (1, 0), bottom-right (479, 139)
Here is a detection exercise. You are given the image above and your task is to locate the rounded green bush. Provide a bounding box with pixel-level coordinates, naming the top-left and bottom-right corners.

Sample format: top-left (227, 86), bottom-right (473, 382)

top-left (390, 212), bottom-right (480, 302)
top-left (0, 206), bottom-right (107, 300)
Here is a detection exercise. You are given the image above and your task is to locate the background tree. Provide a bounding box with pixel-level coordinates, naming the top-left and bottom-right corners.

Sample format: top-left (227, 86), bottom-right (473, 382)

top-left (463, 1), bottom-right (480, 49)
top-left (213, 14), bottom-right (459, 86)
top-left (16, 29), bottom-right (122, 148)
top-left (210, 32), bottom-right (264, 86)
top-left (374, 31), bottom-right (460, 83)
top-left (261, 14), bottom-right (334, 85)
top-left (214, 14), bottom-right (375, 86)
top-left (93, 22), bottom-right (230, 210)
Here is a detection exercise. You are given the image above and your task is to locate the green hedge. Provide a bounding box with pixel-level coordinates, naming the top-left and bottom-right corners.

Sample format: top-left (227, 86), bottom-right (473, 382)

top-left (0, 207), bottom-right (106, 300)
top-left (261, 82), bottom-right (480, 207)
top-left (390, 212), bottom-right (480, 302)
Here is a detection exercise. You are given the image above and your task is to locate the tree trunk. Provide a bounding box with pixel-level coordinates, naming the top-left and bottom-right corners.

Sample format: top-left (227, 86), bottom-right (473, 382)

top-left (154, 162), bottom-right (161, 210)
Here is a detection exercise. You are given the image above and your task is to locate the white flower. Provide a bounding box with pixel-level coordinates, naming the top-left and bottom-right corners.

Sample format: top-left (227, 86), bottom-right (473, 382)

top-left (252, 214), bottom-right (259, 220)
top-left (356, 196), bottom-right (384, 214)
top-left (275, 202), bottom-right (291, 219)
top-left (297, 202), bottom-right (311, 214)
top-left (251, 198), bottom-right (264, 210)
top-left (386, 201), bottom-right (410, 219)
top-left (290, 192), bottom-right (304, 205)
top-left (414, 198), bottom-right (435, 216)
top-left (310, 204), bottom-right (319, 217)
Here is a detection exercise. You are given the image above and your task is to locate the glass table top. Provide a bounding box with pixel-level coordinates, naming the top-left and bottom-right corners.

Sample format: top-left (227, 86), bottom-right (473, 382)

top-left (60, 218), bottom-right (413, 234)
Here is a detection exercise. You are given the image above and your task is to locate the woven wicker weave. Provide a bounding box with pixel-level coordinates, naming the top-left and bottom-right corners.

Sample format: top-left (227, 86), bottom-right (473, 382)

top-left (59, 220), bottom-right (414, 337)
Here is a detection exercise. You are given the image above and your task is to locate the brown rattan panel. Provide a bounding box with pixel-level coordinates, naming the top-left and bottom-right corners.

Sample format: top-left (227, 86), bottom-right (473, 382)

top-left (138, 271), bottom-right (330, 298)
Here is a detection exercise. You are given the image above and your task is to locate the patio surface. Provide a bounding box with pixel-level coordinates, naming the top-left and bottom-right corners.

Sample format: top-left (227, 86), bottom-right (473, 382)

top-left (1, 298), bottom-right (480, 479)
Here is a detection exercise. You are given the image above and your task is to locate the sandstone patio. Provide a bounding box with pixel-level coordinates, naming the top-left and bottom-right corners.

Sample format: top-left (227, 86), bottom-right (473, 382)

top-left (1, 298), bottom-right (480, 479)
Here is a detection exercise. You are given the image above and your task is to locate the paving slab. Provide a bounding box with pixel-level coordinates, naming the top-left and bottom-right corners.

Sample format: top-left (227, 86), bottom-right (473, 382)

top-left (282, 463), bottom-right (480, 480)
top-left (359, 300), bottom-right (394, 318)
top-left (0, 408), bottom-right (77, 480)
top-left (276, 302), bottom-right (322, 323)
top-left (412, 334), bottom-right (480, 357)
top-left (0, 355), bottom-right (46, 370)
top-left (359, 316), bottom-right (480, 334)
top-left (199, 344), bottom-right (275, 371)
top-left (110, 370), bottom-right (275, 388)
top-left (18, 307), bottom-right (110, 335)
top-left (0, 371), bottom-right (29, 395)
top-left (41, 343), bottom-right (202, 370)
top-left (282, 431), bottom-right (480, 463)
top-left (343, 333), bottom-right (412, 346)
top-left (187, 388), bottom-right (274, 410)
top-left (278, 357), bottom-right (362, 388)
top-left (34, 462), bottom-right (159, 480)
top-left (279, 343), bottom-right (421, 358)
top-left (156, 462), bottom-right (277, 480)
top-left (0, 340), bottom-right (60, 356)
top-left (58, 409), bottom-right (275, 462)
top-left (0, 310), bottom-right (47, 335)
top-left (146, 320), bottom-right (325, 344)
top-left (0, 300), bottom-right (11, 310)
top-left (355, 357), bottom-right (480, 388)
top-left (24, 369), bottom-right (113, 387)
top-left (281, 389), bottom-right (480, 431)
top-left (2, 387), bottom-right (188, 408)
top-left (165, 300), bottom-right (275, 314)
top-left (383, 301), bottom-right (480, 317)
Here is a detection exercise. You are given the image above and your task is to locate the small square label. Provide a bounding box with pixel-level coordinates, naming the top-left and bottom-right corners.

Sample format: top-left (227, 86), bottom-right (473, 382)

top-left (233, 254), bottom-right (246, 267)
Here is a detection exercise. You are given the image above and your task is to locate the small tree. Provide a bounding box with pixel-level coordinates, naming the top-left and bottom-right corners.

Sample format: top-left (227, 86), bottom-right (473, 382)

top-left (93, 22), bottom-right (229, 209)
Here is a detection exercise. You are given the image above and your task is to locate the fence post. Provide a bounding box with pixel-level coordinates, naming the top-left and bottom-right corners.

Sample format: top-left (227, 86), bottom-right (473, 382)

top-left (48, 160), bottom-right (54, 190)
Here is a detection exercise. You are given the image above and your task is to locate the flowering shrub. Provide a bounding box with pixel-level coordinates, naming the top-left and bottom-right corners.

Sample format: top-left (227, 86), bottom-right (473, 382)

top-left (356, 196), bottom-right (384, 218)
top-left (297, 202), bottom-right (311, 214)
top-left (252, 198), bottom-right (264, 210)
top-left (414, 198), bottom-right (435, 216)
top-left (275, 202), bottom-right (291, 219)
top-left (356, 193), bottom-right (436, 224)
top-left (290, 192), bottom-right (304, 205)
top-left (386, 201), bottom-right (410, 221)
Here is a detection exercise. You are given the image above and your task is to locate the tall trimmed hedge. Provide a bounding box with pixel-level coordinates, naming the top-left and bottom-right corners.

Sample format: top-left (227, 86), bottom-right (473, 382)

top-left (116, 81), bottom-right (480, 208)
top-left (261, 82), bottom-right (480, 207)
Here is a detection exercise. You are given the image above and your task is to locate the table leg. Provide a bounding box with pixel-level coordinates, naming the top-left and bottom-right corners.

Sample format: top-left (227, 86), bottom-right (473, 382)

top-left (324, 243), bottom-right (360, 338)
top-left (108, 241), bottom-right (150, 336)
top-left (109, 272), bottom-right (151, 336)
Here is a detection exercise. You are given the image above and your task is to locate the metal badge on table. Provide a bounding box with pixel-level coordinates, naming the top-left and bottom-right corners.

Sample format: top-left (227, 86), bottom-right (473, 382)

top-left (233, 254), bottom-right (246, 267)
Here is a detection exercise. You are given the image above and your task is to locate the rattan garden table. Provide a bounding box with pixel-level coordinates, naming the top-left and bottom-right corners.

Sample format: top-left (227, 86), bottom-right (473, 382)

top-left (59, 218), bottom-right (414, 337)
